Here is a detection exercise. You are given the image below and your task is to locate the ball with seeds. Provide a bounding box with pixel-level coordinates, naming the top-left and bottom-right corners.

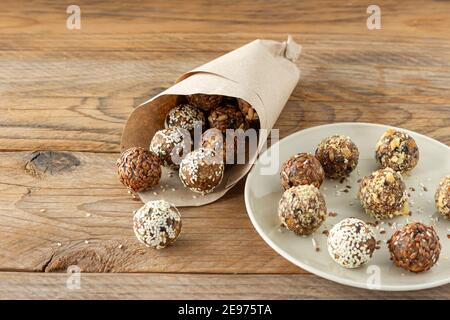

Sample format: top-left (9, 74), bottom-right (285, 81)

top-left (278, 184), bottom-right (327, 236)
top-left (150, 127), bottom-right (192, 168)
top-left (133, 200), bottom-right (182, 249)
top-left (201, 128), bottom-right (239, 164)
top-left (327, 218), bottom-right (376, 268)
top-left (237, 98), bottom-right (260, 129)
top-left (358, 168), bottom-right (409, 220)
top-left (315, 135), bottom-right (359, 179)
top-left (388, 222), bottom-right (440, 273)
top-left (208, 104), bottom-right (249, 133)
top-left (187, 93), bottom-right (223, 111)
top-left (375, 128), bottom-right (419, 173)
top-left (435, 175), bottom-right (450, 218)
top-left (179, 148), bottom-right (224, 194)
top-left (280, 153), bottom-right (325, 190)
top-left (166, 104), bottom-right (205, 133)
top-left (117, 147), bottom-right (161, 192)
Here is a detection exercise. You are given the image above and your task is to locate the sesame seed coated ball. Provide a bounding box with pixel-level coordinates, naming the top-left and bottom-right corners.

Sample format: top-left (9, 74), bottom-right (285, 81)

top-left (327, 218), bottom-right (376, 268)
top-left (435, 175), bottom-right (450, 218)
top-left (358, 168), bottom-right (409, 220)
top-left (278, 184), bottom-right (327, 236)
top-left (150, 127), bottom-right (192, 168)
top-left (280, 153), bottom-right (325, 190)
top-left (388, 222), bottom-right (441, 273)
top-left (186, 93), bottom-right (223, 111)
top-left (117, 147), bottom-right (161, 192)
top-left (133, 200), bottom-right (182, 249)
top-left (179, 148), bottom-right (224, 194)
top-left (166, 104), bottom-right (205, 133)
top-left (315, 135), bottom-right (359, 179)
top-left (375, 128), bottom-right (419, 173)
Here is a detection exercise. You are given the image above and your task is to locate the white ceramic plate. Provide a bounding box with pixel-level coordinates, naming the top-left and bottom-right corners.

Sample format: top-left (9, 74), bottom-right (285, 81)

top-left (245, 123), bottom-right (450, 291)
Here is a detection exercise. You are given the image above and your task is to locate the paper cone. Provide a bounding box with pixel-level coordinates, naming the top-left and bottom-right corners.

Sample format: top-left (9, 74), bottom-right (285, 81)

top-left (120, 36), bottom-right (301, 206)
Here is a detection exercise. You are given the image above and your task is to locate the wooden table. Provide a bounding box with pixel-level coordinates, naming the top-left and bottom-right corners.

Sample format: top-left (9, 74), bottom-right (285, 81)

top-left (0, 0), bottom-right (449, 299)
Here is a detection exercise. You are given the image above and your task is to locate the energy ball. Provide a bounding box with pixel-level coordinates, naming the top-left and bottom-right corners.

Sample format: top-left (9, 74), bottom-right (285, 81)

top-left (133, 200), bottom-right (182, 249)
top-left (208, 104), bottom-right (249, 133)
top-left (315, 135), bottom-right (359, 179)
top-left (280, 153), bottom-right (325, 190)
top-left (375, 128), bottom-right (419, 173)
top-left (278, 184), bottom-right (327, 236)
top-left (388, 222), bottom-right (441, 273)
top-left (117, 147), bottom-right (161, 192)
top-left (327, 218), bottom-right (376, 269)
top-left (187, 93), bottom-right (223, 111)
top-left (238, 98), bottom-right (260, 129)
top-left (179, 148), bottom-right (224, 194)
top-left (358, 168), bottom-right (409, 220)
top-left (435, 175), bottom-right (450, 218)
top-left (150, 127), bottom-right (192, 168)
top-left (201, 128), bottom-right (238, 164)
top-left (166, 104), bottom-right (205, 132)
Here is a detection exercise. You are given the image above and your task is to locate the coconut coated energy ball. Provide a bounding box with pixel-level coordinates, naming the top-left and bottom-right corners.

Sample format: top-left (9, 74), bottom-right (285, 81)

top-left (179, 148), bottom-right (224, 194)
top-left (133, 200), bottom-right (182, 249)
top-left (208, 104), bottom-right (249, 133)
top-left (150, 127), bottom-right (192, 168)
top-left (388, 222), bottom-right (441, 273)
top-left (358, 168), bottom-right (409, 220)
top-left (327, 218), bottom-right (376, 268)
top-left (375, 128), bottom-right (419, 173)
top-left (186, 93), bottom-right (223, 111)
top-left (278, 184), bottom-right (327, 236)
top-left (166, 104), bottom-right (205, 133)
top-left (117, 147), bottom-right (161, 192)
top-left (280, 153), bottom-right (325, 190)
top-left (315, 135), bottom-right (359, 179)
top-left (435, 175), bottom-right (450, 218)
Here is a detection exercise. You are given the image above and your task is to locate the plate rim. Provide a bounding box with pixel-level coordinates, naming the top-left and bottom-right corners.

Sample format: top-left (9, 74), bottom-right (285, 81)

top-left (244, 122), bottom-right (450, 291)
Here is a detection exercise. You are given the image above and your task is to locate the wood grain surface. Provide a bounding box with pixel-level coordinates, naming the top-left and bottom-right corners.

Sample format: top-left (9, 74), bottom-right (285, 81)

top-left (0, 0), bottom-right (449, 298)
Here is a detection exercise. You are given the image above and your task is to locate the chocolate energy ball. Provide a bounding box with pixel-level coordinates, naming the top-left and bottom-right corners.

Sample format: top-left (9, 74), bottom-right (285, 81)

top-left (435, 175), bottom-right (450, 218)
top-left (375, 128), bottom-right (419, 173)
top-left (238, 98), bottom-right (260, 129)
top-left (208, 104), bottom-right (249, 133)
top-left (166, 104), bottom-right (205, 132)
top-left (179, 148), bottom-right (224, 194)
top-left (150, 127), bottom-right (192, 168)
top-left (278, 184), bottom-right (327, 236)
top-left (315, 135), bottom-right (359, 179)
top-left (133, 200), bottom-right (182, 249)
top-left (117, 147), bottom-right (161, 192)
top-left (358, 168), bottom-right (409, 220)
top-left (388, 222), bottom-right (441, 273)
top-left (186, 93), bottom-right (223, 111)
top-left (201, 128), bottom-right (238, 164)
top-left (327, 218), bottom-right (376, 269)
top-left (280, 153), bottom-right (325, 190)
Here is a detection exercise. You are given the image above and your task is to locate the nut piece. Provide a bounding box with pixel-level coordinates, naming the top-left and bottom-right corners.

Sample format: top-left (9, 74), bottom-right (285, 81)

top-left (238, 98), bottom-right (260, 129)
top-left (133, 200), bottom-right (182, 249)
top-left (358, 168), bottom-right (409, 220)
top-left (327, 218), bottom-right (376, 268)
top-left (278, 184), bottom-right (327, 235)
top-left (435, 175), bottom-right (450, 218)
top-left (150, 127), bottom-right (192, 168)
top-left (375, 128), bottom-right (419, 173)
top-left (208, 104), bottom-right (249, 133)
top-left (388, 222), bottom-right (441, 273)
top-left (187, 94), bottom-right (223, 111)
top-left (179, 148), bottom-right (224, 194)
top-left (166, 104), bottom-right (205, 132)
top-left (117, 147), bottom-right (161, 192)
top-left (280, 153), bottom-right (325, 190)
top-left (315, 135), bottom-right (359, 179)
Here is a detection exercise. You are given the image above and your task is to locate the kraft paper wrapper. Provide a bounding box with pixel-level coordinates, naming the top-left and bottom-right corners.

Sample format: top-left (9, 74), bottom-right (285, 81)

top-left (120, 36), bottom-right (301, 206)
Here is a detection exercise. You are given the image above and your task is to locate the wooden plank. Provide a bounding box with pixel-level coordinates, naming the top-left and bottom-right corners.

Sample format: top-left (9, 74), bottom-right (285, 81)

top-left (0, 150), bottom-right (300, 273)
top-left (0, 0), bottom-right (449, 37)
top-left (0, 272), bottom-right (448, 299)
